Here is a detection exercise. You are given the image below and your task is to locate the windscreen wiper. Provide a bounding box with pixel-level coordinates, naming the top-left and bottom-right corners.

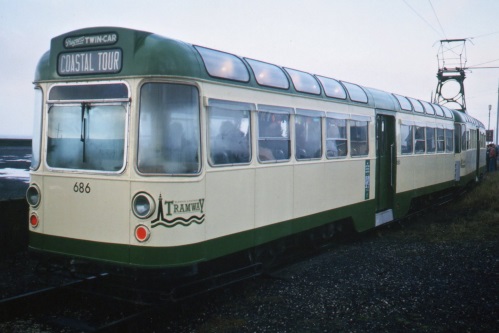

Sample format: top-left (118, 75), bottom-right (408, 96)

top-left (81, 103), bottom-right (89, 162)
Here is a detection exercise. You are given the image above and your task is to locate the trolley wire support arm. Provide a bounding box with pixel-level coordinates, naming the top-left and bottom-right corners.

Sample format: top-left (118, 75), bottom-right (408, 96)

top-left (433, 38), bottom-right (469, 113)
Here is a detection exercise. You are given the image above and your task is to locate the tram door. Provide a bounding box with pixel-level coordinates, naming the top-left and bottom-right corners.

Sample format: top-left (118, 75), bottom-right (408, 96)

top-left (375, 113), bottom-right (396, 225)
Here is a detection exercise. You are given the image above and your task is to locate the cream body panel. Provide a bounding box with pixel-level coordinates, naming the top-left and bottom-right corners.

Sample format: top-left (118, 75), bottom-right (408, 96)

top-left (293, 162), bottom-right (326, 217)
top-left (323, 159), bottom-right (373, 208)
top-left (437, 154), bottom-right (455, 183)
top-left (205, 168), bottom-right (255, 239)
top-left (254, 165), bottom-right (293, 228)
top-left (42, 175), bottom-right (130, 243)
top-left (397, 154), bottom-right (416, 193)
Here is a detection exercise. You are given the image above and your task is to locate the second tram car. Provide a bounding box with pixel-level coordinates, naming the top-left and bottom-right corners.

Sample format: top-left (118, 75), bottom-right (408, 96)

top-left (26, 27), bottom-right (486, 277)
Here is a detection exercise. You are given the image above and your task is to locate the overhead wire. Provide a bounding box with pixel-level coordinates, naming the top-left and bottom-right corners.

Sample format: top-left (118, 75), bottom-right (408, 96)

top-left (428, 0), bottom-right (447, 39)
top-left (401, 0), bottom-right (442, 37)
top-left (468, 58), bottom-right (499, 68)
top-left (469, 30), bottom-right (499, 40)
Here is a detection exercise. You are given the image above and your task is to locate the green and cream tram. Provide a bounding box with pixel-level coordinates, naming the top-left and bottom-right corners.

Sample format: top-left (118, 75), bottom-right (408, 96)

top-left (26, 27), bottom-right (486, 274)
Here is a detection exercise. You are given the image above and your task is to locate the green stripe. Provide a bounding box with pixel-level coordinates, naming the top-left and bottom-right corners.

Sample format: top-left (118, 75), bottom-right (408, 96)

top-left (29, 200), bottom-right (376, 268)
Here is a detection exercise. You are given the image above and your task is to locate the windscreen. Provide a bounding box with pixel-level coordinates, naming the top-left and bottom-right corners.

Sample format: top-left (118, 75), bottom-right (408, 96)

top-left (46, 103), bottom-right (127, 171)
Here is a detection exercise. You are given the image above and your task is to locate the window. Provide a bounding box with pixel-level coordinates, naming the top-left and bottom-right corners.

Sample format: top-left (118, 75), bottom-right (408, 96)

top-left (426, 127), bottom-right (436, 153)
top-left (246, 59), bottom-right (289, 89)
top-left (257, 106), bottom-right (291, 162)
top-left (285, 68), bottom-right (321, 95)
top-left (295, 109), bottom-right (322, 160)
top-left (316, 76), bottom-right (347, 99)
top-left (437, 127), bottom-right (445, 153)
top-left (47, 103), bottom-right (127, 171)
top-left (342, 82), bottom-right (368, 103)
top-left (415, 125), bottom-right (426, 153)
top-left (400, 124), bottom-right (413, 154)
top-left (421, 101), bottom-right (435, 115)
top-left (408, 98), bottom-right (424, 113)
top-left (432, 104), bottom-right (445, 117)
top-left (49, 83), bottom-right (128, 101)
top-left (138, 83), bottom-right (200, 174)
top-left (470, 129), bottom-right (476, 149)
top-left (326, 117), bottom-right (347, 158)
top-left (393, 94), bottom-right (412, 111)
top-left (195, 46), bottom-right (249, 82)
top-left (445, 128), bottom-right (454, 152)
top-left (454, 124), bottom-right (462, 153)
top-left (442, 106), bottom-right (453, 118)
top-left (350, 120), bottom-right (369, 156)
top-left (461, 127), bottom-right (467, 151)
top-left (31, 88), bottom-right (43, 170)
top-left (207, 100), bottom-right (252, 166)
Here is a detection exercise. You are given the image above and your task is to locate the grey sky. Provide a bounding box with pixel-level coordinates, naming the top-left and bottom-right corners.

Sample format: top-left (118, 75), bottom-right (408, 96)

top-left (1, 0), bottom-right (498, 138)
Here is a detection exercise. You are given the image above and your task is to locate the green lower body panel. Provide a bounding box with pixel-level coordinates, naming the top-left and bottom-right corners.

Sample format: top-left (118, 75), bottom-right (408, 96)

top-left (29, 199), bottom-right (377, 269)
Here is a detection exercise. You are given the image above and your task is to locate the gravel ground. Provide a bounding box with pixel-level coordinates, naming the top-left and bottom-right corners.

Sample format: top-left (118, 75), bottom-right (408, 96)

top-left (153, 232), bottom-right (497, 333)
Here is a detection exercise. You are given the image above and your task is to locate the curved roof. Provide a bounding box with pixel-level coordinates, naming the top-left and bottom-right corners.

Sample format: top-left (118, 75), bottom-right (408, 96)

top-left (35, 26), bottom-right (484, 129)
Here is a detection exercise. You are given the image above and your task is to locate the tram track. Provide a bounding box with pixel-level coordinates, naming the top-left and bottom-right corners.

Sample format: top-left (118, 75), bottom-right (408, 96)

top-left (0, 273), bottom-right (108, 321)
top-left (0, 262), bottom-right (264, 332)
top-left (0, 271), bottom-right (158, 332)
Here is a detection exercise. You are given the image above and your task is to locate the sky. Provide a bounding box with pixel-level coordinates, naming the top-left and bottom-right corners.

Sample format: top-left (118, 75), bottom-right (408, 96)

top-left (1, 0), bottom-right (499, 139)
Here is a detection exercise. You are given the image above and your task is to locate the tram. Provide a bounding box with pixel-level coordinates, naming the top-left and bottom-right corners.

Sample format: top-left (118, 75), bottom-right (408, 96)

top-left (26, 27), bottom-right (486, 276)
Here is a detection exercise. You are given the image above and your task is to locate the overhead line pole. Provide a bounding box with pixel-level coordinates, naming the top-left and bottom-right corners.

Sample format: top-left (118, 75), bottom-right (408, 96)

top-left (496, 81), bottom-right (499, 144)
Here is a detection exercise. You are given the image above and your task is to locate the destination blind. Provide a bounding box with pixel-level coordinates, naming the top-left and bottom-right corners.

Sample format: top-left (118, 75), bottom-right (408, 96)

top-left (58, 49), bottom-right (122, 75)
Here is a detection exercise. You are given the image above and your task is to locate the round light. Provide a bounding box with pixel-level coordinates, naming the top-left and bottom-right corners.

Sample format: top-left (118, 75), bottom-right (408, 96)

top-left (132, 192), bottom-right (155, 219)
top-left (135, 224), bottom-right (150, 242)
top-left (30, 213), bottom-right (39, 228)
top-left (26, 184), bottom-right (41, 208)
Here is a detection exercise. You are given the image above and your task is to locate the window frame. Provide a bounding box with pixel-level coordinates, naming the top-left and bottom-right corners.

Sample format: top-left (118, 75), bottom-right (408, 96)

top-left (195, 46), bottom-right (250, 82)
top-left (316, 76), bottom-right (347, 99)
top-left (326, 113), bottom-right (349, 159)
top-left (342, 82), bottom-right (368, 103)
top-left (284, 68), bottom-right (321, 95)
top-left (295, 108), bottom-right (324, 161)
top-left (137, 82), bottom-right (201, 175)
top-left (445, 126), bottom-right (454, 153)
top-left (426, 126), bottom-right (436, 153)
top-left (408, 98), bottom-right (425, 113)
top-left (246, 58), bottom-right (290, 89)
top-left (257, 105), bottom-right (292, 163)
top-left (207, 99), bottom-right (253, 167)
top-left (350, 116), bottom-right (370, 157)
top-left (400, 122), bottom-right (414, 155)
top-left (393, 94), bottom-right (413, 112)
top-left (436, 126), bottom-right (445, 153)
top-left (414, 124), bottom-right (426, 154)
top-left (31, 87), bottom-right (43, 170)
top-left (46, 102), bottom-right (128, 173)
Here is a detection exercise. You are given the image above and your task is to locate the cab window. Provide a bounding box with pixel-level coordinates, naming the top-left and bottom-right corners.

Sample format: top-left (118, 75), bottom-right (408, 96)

top-left (138, 83), bottom-right (200, 174)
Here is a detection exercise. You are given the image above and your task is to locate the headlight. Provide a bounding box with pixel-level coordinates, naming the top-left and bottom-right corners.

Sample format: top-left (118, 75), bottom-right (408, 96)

top-left (26, 184), bottom-right (41, 208)
top-left (132, 192), bottom-right (156, 219)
